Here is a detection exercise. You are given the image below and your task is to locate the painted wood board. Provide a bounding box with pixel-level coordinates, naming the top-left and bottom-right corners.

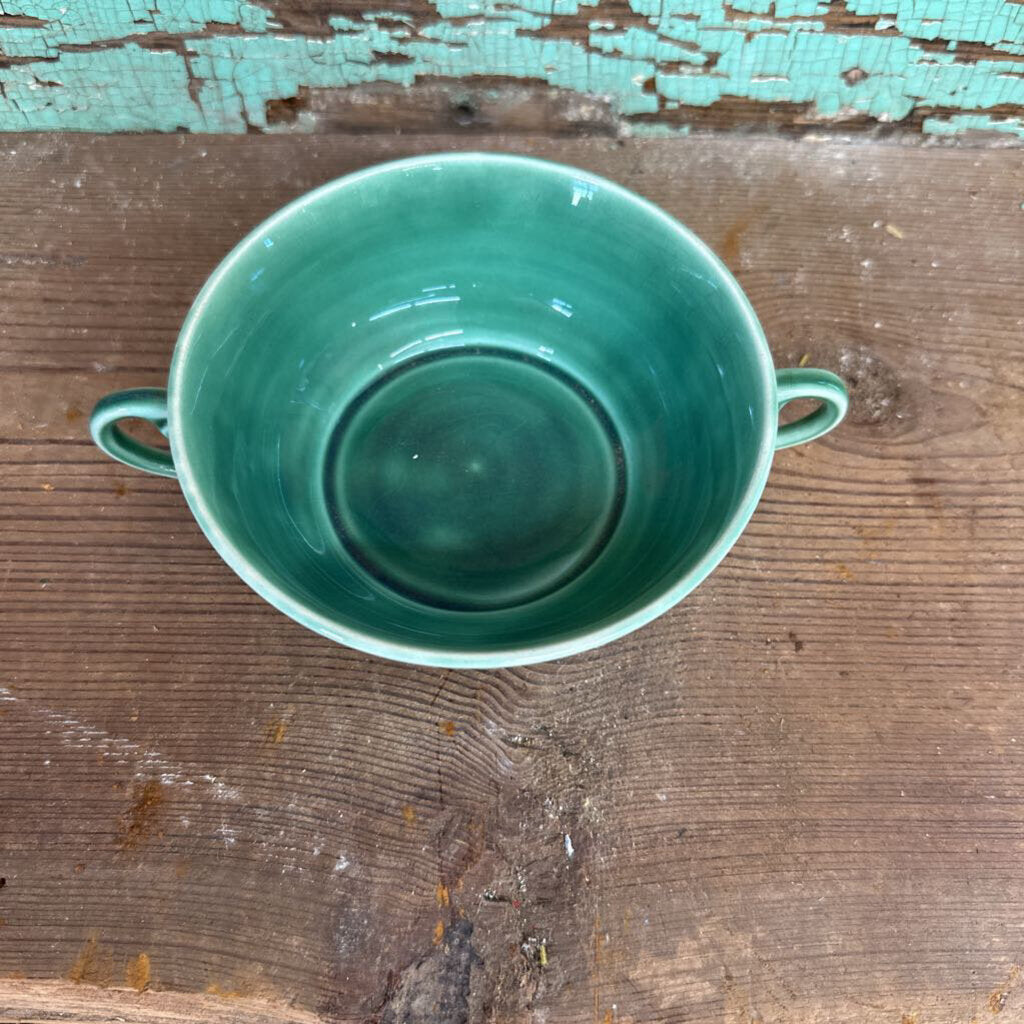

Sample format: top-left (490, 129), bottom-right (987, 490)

top-left (0, 0), bottom-right (1021, 137)
top-left (0, 133), bottom-right (1023, 1023)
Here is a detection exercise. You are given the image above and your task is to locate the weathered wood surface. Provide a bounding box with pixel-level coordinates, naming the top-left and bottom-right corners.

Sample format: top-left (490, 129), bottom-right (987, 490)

top-left (0, 134), bottom-right (1023, 1024)
top-left (0, 979), bottom-right (320, 1024)
top-left (0, 0), bottom-right (1022, 138)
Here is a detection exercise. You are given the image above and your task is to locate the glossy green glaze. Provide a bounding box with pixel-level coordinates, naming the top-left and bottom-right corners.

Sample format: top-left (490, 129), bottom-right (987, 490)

top-left (775, 367), bottom-right (848, 449)
top-left (90, 387), bottom-right (175, 478)
top-left (90, 152), bottom-right (847, 667)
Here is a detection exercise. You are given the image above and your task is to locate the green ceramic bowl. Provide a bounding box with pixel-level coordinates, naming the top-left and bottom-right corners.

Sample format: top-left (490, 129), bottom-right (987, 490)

top-left (91, 153), bottom-right (847, 667)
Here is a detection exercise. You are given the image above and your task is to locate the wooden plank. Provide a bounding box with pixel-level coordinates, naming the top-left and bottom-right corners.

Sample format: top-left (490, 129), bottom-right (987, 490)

top-left (0, 979), bottom-right (319, 1024)
top-left (0, 133), bottom-right (1022, 1024)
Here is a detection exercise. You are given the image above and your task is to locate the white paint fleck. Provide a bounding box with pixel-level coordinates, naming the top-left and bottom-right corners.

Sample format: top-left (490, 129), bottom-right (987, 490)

top-left (0, 686), bottom-right (238, 800)
top-left (160, 772), bottom-right (191, 786)
top-left (564, 833), bottom-right (575, 859)
top-left (657, 792), bottom-right (667, 802)
top-left (216, 823), bottom-right (238, 846)
top-left (334, 854), bottom-right (351, 873)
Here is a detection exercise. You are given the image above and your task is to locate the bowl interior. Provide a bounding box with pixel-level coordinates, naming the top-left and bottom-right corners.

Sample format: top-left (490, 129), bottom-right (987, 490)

top-left (171, 154), bottom-right (773, 664)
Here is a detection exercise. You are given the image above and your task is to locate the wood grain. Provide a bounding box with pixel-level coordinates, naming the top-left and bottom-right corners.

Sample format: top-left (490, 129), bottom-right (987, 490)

top-left (0, 979), bottom-right (319, 1024)
top-left (0, 134), bottom-right (1023, 1024)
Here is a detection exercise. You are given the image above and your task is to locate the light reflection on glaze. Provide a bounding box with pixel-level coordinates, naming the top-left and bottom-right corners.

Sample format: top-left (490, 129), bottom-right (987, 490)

top-left (390, 338), bottom-right (425, 358)
top-left (368, 300), bottom-right (414, 322)
top-left (274, 436), bottom-right (326, 555)
top-left (368, 293), bottom-right (461, 321)
top-left (570, 181), bottom-right (598, 206)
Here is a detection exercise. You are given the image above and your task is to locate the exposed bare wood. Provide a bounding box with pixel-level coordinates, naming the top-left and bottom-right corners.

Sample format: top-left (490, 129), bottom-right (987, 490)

top-left (0, 979), bottom-right (321, 1024)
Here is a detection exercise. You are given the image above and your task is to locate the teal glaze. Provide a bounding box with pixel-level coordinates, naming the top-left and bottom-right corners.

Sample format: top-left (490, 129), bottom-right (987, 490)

top-left (0, 0), bottom-right (1021, 136)
top-left (775, 368), bottom-right (848, 450)
top-left (90, 388), bottom-right (176, 478)
top-left (91, 152), bottom-right (847, 667)
top-left (326, 348), bottom-right (626, 611)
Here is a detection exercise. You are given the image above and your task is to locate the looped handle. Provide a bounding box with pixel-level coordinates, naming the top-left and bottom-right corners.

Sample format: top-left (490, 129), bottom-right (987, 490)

top-left (775, 368), bottom-right (848, 450)
top-left (90, 387), bottom-right (176, 478)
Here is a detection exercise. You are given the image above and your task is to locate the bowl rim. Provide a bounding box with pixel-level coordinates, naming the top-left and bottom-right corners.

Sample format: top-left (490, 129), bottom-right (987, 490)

top-left (168, 150), bottom-right (777, 668)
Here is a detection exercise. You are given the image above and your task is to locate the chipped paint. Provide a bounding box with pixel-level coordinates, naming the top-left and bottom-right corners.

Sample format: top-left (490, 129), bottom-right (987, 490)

top-left (923, 112), bottom-right (1024, 138)
top-left (0, 0), bottom-right (1020, 135)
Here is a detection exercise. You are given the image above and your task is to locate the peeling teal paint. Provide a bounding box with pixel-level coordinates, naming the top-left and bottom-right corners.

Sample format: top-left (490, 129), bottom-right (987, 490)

top-left (0, 0), bottom-right (1020, 134)
top-left (848, 0), bottom-right (1023, 53)
top-left (0, 0), bottom-right (269, 51)
top-left (923, 112), bottom-right (1024, 137)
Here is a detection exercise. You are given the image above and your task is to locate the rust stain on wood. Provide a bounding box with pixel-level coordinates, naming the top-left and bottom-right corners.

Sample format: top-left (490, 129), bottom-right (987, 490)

top-left (204, 966), bottom-right (281, 1001)
top-left (123, 952), bottom-right (151, 992)
top-left (264, 720), bottom-right (288, 744)
top-left (988, 964), bottom-right (1022, 1015)
top-left (68, 935), bottom-right (114, 987)
top-left (117, 780), bottom-right (164, 851)
top-left (719, 214), bottom-right (750, 272)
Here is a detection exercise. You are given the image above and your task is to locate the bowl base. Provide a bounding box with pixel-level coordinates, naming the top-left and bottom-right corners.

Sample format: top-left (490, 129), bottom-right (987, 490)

top-left (324, 345), bottom-right (625, 611)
